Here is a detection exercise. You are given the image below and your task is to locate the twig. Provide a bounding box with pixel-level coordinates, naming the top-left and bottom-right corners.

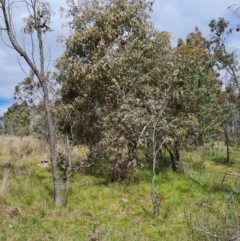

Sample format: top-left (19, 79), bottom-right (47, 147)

top-left (185, 171), bottom-right (203, 186)
top-left (223, 171), bottom-right (240, 177)
top-left (220, 167), bottom-right (229, 187)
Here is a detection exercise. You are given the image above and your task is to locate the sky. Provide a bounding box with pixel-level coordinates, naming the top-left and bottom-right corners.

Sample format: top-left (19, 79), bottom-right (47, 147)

top-left (0, 0), bottom-right (239, 116)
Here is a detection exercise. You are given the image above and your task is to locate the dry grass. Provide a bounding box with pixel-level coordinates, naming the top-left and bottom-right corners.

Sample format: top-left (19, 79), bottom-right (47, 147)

top-left (0, 136), bottom-right (48, 157)
top-left (0, 169), bottom-right (10, 197)
top-left (0, 136), bottom-right (49, 173)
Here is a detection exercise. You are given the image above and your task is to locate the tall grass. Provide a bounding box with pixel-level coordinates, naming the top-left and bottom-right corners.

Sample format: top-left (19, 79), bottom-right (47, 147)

top-left (0, 136), bottom-right (48, 155)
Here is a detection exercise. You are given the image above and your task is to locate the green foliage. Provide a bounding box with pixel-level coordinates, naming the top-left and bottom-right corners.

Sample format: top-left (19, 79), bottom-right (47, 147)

top-left (207, 17), bottom-right (240, 156)
top-left (13, 70), bottom-right (63, 139)
top-left (3, 101), bottom-right (32, 136)
top-left (209, 18), bottom-right (231, 36)
top-left (7, 1), bottom-right (231, 181)
top-left (56, 0), bottom-right (175, 178)
top-left (54, 0), bottom-right (226, 177)
top-left (170, 28), bottom-right (221, 145)
top-left (56, 0), bottom-right (167, 141)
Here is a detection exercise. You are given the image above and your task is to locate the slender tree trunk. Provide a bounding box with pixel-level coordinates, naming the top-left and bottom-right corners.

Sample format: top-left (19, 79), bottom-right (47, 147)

top-left (175, 149), bottom-right (180, 170)
top-left (37, 7), bottom-right (61, 205)
top-left (42, 82), bottom-right (61, 205)
top-left (224, 126), bottom-right (230, 163)
top-left (127, 125), bottom-right (148, 170)
top-left (63, 136), bottom-right (72, 207)
top-left (0, 0), bottom-right (62, 205)
top-left (164, 145), bottom-right (178, 172)
top-left (151, 151), bottom-right (158, 218)
top-left (8, 122), bottom-right (14, 136)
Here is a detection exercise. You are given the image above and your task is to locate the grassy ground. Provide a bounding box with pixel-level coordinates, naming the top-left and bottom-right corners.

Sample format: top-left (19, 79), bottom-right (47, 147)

top-left (0, 136), bottom-right (240, 240)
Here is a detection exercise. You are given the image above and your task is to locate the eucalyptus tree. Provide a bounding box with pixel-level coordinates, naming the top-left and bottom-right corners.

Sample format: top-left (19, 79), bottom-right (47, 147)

top-left (208, 18), bottom-right (239, 150)
top-left (3, 101), bottom-right (32, 136)
top-left (0, 0), bottom-right (61, 205)
top-left (208, 18), bottom-right (239, 93)
top-left (228, 4), bottom-right (240, 31)
top-left (161, 28), bottom-right (222, 171)
top-left (56, 0), bottom-right (172, 179)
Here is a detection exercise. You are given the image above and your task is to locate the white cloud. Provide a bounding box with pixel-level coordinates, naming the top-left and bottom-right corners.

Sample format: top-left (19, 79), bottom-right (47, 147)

top-left (152, 0), bottom-right (237, 45)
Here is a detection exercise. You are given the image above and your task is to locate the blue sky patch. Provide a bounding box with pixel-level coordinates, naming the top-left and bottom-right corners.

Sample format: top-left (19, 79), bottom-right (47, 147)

top-left (0, 97), bottom-right (14, 106)
top-left (0, 98), bottom-right (15, 115)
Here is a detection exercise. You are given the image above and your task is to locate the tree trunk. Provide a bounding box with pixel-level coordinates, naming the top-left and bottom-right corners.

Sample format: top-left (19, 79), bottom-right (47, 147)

top-left (37, 6), bottom-right (61, 205)
top-left (197, 132), bottom-right (205, 147)
top-left (175, 149), bottom-right (180, 170)
top-left (164, 145), bottom-right (178, 172)
top-left (151, 174), bottom-right (158, 218)
top-left (0, 0), bottom-right (62, 205)
top-left (127, 141), bottom-right (138, 170)
top-left (112, 135), bottom-right (124, 181)
top-left (224, 126), bottom-right (230, 163)
top-left (42, 82), bottom-right (62, 205)
top-left (151, 146), bottom-right (159, 218)
top-left (126, 125), bottom-right (148, 170)
top-left (8, 122), bottom-right (14, 136)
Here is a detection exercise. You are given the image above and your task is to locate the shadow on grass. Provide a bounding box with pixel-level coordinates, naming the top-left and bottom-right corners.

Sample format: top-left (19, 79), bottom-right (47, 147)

top-left (209, 183), bottom-right (236, 194)
top-left (42, 182), bottom-right (54, 197)
top-left (0, 162), bottom-right (15, 171)
top-left (211, 156), bottom-right (236, 166)
top-left (29, 173), bottom-right (51, 181)
top-left (0, 162), bottom-right (29, 176)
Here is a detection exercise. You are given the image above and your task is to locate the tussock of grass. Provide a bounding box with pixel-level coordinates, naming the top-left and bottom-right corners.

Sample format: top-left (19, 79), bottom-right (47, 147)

top-left (0, 137), bottom-right (240, 240)
top-left (0, 169), bottom-right (10, 197)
